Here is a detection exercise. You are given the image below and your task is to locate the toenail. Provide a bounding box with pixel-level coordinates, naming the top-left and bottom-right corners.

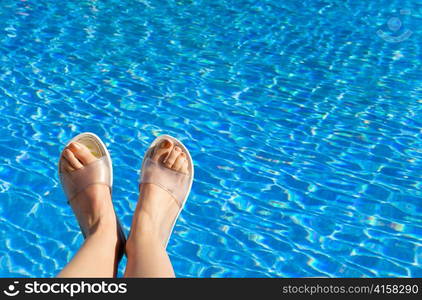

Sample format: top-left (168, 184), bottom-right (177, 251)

top-left (174, 147), bottom-right (181, 152)
top-left (70, 142), bottom-right (81, 149)
top-left (160, 140), bottom-right (171, 149)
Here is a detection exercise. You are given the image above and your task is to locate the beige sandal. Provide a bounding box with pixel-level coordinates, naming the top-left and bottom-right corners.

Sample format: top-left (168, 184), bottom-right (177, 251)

top-left (140, 135), bottom-right (194, 248)
top-left (58, 132), bottom-right (126, 255)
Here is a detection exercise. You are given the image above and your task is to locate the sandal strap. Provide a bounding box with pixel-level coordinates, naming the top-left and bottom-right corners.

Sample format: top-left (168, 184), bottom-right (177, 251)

top-left (140, 157), bottom-right (191, 208)
top-left (60, 156), bottom-right (111, 201)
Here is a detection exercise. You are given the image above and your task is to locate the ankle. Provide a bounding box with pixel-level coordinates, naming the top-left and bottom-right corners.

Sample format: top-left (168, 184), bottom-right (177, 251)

top-left (85, 215), bottom-right (118, 239)
top-left (133, 211), bottom-right (162, 237)
top-left (126, 212), bottom-right (163, 251)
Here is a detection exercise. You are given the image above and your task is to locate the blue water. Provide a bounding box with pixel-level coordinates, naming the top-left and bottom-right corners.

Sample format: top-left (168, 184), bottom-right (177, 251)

top-left (0, 0), bottom-right (421, 277)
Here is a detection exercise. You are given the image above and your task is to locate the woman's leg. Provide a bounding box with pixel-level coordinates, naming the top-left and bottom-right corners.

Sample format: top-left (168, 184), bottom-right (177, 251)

top-left (57, 142), bottom-right (123, 277)
top-left (124, 139), bottom-right (189, 277)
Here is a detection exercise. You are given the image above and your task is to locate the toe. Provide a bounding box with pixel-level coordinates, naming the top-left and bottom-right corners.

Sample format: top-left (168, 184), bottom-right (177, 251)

top-left (68, 142), bottom-right (97, 165)
top-left (61, 157), bottom-right (76, 173)
top-left (172, 152), bottom-right (186, 171)
top-left (152, 139), bottom-right (173, 163)
top-left (164, 146), bottom-right (181, 168)
top-left (180, 158), bottom-right (189, 174)
top-left (62, 149), bottom-right (83, 170)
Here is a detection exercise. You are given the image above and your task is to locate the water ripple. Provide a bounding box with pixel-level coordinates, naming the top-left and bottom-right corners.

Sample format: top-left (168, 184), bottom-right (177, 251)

top-left (0, 0), bottom-right (421, 277)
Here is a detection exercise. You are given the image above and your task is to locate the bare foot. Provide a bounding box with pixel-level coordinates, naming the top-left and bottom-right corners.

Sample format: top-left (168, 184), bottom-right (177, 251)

top-left (60, 142), bottom-right (120, 241)
top-left (127, 138), bottom-right (189, 248)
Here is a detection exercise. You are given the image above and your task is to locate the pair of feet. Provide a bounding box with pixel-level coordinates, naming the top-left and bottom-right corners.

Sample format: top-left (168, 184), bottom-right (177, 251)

top-left (60, 138), bottom-right (189, 253)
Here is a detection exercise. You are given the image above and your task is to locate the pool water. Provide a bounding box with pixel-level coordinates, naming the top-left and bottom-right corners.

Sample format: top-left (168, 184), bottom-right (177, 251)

top-left (0, 0), bottom-right (421, 277)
